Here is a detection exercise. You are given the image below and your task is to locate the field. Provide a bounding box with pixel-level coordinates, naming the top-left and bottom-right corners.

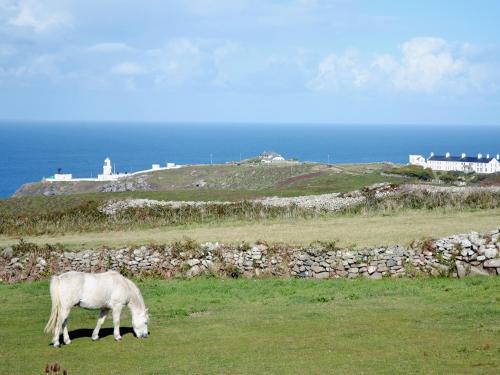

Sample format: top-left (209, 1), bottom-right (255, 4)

top-left (0, 278), bottom-right (499, 374)
top-left (2, 163), bottom-right (500, 374)
top-left (1, 208), bottom-right (499, 250)
top-left (1, 162), bottom-right (410, 237)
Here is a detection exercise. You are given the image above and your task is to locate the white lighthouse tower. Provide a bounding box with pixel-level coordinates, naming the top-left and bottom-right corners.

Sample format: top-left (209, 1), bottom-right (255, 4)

top-left (98, 157), bottom-right (115, 180)
top-left (103, 157), bottom-right (112, 176)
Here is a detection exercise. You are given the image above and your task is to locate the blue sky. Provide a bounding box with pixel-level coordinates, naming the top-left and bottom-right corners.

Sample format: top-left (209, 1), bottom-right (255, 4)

top-left (0, 0), bottom-right (500, 124)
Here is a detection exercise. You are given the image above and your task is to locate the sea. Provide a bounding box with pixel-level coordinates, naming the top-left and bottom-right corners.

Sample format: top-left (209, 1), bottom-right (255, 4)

top-left (1, 122), bottom-right (499, 198)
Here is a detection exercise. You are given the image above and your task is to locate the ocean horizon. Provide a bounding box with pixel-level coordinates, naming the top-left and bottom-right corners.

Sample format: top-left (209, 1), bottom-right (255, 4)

top-left (1, 122), bottom-right (499, 198)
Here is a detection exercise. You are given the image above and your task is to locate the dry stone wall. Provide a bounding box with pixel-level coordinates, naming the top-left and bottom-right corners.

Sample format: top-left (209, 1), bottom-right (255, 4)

top-left (1, 230), bottom-right (499, 283)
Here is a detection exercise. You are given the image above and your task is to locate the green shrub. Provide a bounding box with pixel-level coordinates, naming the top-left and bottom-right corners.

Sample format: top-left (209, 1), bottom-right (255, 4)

top-left (342, 190), bottom-right (500, 215)
top-left (12, 239), bottom-right (61, 256)
top-left (386, 165), bottom-right (434, 181)
top-left (0, 200), bottom-right (318, 237)
top-left (437, 171), bottom-right (465, 183)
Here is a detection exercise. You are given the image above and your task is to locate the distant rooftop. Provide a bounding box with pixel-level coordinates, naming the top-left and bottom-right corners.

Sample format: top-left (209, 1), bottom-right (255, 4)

top-left (428, 154), bottom-right (497, 164)
top-left (261, 151), bottom-right (282, 158)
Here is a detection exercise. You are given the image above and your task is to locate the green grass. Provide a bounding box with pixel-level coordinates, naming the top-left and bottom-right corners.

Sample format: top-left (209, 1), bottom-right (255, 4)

top-left (0, 278), bottom-right (499, 374)
top-left (1, 208), bottom-right (499, 250)
top-left (4, 169), bottom-right (404, 215)
top-left (13, 162), bottom-right (403, 199)
top-left (0, 163), bottom-right (407, 237)
top-left (2, 188), bottom-right (500, 238)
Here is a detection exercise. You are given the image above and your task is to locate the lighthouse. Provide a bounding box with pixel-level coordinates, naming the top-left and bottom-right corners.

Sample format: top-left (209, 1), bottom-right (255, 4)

top-left (98, 157), bottom-right (116, 180)
top-left (103, 157), bottom-right (112, 176)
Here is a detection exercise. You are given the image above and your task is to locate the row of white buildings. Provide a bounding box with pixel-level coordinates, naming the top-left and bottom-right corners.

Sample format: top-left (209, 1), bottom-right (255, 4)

top-left (46, 157), bottom-right (180, 182)
top-left (410, 152), bottom-right (500, 174)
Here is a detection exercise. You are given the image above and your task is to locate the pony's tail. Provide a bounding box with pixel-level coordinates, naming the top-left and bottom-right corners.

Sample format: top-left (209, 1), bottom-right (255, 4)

top-left (44, 276), bottom-right (61, 334)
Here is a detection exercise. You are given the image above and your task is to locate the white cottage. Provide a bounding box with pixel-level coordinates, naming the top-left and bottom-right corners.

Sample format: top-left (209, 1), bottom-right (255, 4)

top-left (261, 151), bottom-right (286, 163)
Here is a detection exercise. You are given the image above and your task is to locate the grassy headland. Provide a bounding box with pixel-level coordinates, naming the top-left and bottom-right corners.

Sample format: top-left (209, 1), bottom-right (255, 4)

top-left (13, 162), bottom-right (402, 197)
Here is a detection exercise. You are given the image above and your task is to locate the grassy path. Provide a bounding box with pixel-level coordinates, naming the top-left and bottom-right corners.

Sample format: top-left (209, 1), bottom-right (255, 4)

top-left (1, 208), bottom-right (499, 249)
top-left (0, 278), bottom-right (499, 374)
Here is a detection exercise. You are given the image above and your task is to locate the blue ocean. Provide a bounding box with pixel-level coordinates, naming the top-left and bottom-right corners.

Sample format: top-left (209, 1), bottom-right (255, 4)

top-left (1, 122), bottom-right (499, 198)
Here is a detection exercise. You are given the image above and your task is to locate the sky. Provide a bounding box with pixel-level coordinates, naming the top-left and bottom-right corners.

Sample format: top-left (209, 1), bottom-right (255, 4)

top-left (0, 0), bottom-right (500, 124)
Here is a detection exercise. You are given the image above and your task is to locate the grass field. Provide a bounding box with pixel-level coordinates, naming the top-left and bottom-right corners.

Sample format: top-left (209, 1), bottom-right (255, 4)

top-left (1, 208), bottom-right (499, 250)
top-left (0, 278), bottom-right (498, 374)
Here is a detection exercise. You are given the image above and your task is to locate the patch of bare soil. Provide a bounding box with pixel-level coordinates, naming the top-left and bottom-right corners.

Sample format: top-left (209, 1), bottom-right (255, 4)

top-left (477, 174), bottom-right (500, 187)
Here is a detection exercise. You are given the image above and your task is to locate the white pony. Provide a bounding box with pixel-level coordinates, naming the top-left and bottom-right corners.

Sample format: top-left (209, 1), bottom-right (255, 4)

top-left (45, 270), bottom-right (149, 347)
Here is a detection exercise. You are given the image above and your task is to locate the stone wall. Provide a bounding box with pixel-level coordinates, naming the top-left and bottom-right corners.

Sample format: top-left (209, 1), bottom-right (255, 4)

top-left (1, 230), bottom-right (499, 283)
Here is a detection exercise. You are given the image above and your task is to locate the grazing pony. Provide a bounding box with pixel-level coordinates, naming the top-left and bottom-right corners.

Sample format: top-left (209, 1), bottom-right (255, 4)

top-left (45, 271), bottom-right (149, 347)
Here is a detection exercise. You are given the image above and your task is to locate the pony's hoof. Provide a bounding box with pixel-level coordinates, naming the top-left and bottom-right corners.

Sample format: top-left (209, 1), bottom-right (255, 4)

top-left (64, 339), bottom-right (71, 345)
top-left (53, 342), bottom-right (61, 348)
top-left (92, 335), bottom-right (99, 341)
top-left (114, 335), bottom-right (122, 341)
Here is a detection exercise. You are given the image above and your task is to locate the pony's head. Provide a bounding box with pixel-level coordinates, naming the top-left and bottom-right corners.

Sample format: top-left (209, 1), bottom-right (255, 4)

top-left (132, 308), bottom-right (149, 338)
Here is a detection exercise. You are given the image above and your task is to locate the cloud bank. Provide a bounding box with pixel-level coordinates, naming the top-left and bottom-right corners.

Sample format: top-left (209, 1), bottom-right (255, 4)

top-left (310, 37), bottom-right (498, 95)
top-left (0, 1), bottom-right (499, 123)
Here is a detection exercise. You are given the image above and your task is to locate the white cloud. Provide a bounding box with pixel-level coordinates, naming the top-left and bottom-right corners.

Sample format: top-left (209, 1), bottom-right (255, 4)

top-left (151, 38), bottom-right (205, 85)
top-left (7, 0), bottom-right (72, 33)
top-left (391, 37), bottom-right (466, 93)
top-left (88, 43), bottom-right (135, 54)
top-left (111, 61), bottom-right (146, 76)
top-left (0, 53), bottom-right (63, 78)
top-left (311, 37), bottom-right (498, 95)
top-left (371, 54), bottom-right (398, 74)
top-left (148, 38), bottom-right (240, 87)
top-left (308, 49), bottom-right (370, 91)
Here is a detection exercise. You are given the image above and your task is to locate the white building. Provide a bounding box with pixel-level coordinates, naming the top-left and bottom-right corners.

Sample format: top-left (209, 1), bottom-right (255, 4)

top-left (409, 152), bottom-right (500, 174)
top-left (261, 151), bottom-right (286, 163)
top-left (45, 157), bottom-right (182, 182)
top-left (50, 173), bottom-right (73, 181)
top-left (98, 157), bottom-right (117, 180)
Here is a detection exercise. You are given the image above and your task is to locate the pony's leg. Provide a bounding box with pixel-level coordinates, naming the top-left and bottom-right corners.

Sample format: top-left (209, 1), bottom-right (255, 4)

top-left (52, 306), bottom-right (70, 347)
top-left (52, 323), bottom-right (62, 347)
top-left (112, 305), bottom-right (123, 341)
top-left (92, 309), bottom-right (108, 341)
top-left (61, 307), bottom-right (72, 345)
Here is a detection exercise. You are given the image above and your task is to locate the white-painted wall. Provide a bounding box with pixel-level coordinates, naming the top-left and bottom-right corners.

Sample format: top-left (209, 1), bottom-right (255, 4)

top-left (50, 174), bottom-right (73, 181)
top-left (410, 154), bottom-right (500, 174)
top-left (409, 155), bottom-right (426, 167)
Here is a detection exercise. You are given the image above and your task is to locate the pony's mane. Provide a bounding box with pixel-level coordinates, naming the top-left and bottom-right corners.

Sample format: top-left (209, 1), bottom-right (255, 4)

top-left (125, 277), bottom-right (146, 314)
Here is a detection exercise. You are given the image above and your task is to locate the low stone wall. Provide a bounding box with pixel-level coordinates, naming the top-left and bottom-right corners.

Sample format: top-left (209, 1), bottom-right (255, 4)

top-left (1, 230), bottom-right (499, 282)
top-left (99, 182), bottom-right (398, 215)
